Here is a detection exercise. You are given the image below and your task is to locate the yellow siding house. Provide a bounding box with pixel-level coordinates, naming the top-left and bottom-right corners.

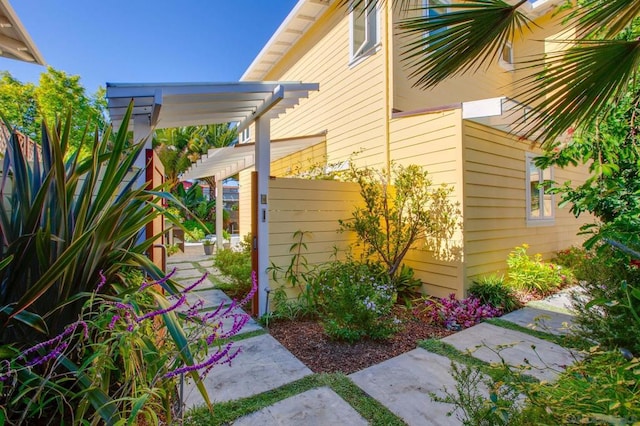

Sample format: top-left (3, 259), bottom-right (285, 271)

top-left (238, 0), bottom-right (591, 297)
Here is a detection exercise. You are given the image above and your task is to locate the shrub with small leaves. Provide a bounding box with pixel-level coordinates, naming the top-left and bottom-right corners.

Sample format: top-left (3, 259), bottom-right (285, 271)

top-left (506, 244), bottom-right (574, 294)
top-left (416, 294), bottom-right (501, 331)
top-left (310, 260), bottom-right (399, 342)
top-left (469, 274), bottom-right (521, 314)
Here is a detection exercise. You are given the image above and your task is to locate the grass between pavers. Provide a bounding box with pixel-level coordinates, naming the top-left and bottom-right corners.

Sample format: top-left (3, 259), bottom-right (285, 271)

top-left (183, 373), bottom-right (407, 426)
top-left (485, 318), bottom-right (592, 351)
top-left (418, 339), bottom-right (539, 385)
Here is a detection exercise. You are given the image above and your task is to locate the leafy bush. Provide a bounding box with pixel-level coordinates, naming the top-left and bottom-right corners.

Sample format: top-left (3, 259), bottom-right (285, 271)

top-left (469, 274), bottom-right (521, 314)
top-left (570, 246), bottom-right (640, 354)
top-left (340, 163), bottom-right (461, 278)
top-left (182, 219), bottom-right (211, 242)
top-left (416, 294), bottom-right (501, 331)
top-left (506, 244), bottom-right (573, 294)
top-left (310, 260), bottom-right (399, 342)
top-left (552, 246), bottom-right (593, 282)
top-left (214, 248), bottom-right (252, 299)
top-left (268, 287), bottom-right (316, 322)
top-left (391, 264), bottom-right (423, 304)
top-left (520, 351), bottom-right (640, 424)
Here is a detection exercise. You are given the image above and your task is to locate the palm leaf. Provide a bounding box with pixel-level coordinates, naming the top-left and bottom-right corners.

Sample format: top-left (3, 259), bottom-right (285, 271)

top-left (570, 0), bottom-right (640, 39)
top-left (515, 38), bottom-right (640, 140)
top-left (398, 0), bottom-right (533, 88)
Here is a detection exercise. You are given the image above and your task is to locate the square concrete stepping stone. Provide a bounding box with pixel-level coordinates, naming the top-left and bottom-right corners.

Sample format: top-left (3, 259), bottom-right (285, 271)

top-left (217, 308), bottom-right (262, 335)
top-left (166, 262), bottom-right (197, 272)
top-left (501, 307), bottom-right (574, 335)
top-left (174, 268), bottom-right (206, 281)
top-left (233, 387), bottom-right (368, 426)
top-left (350, 348), bottom-right (464, 426)
top-left (183, 334), bottom-right (312, 407)
top-left (441, 323), bottom-right (582, 382)
top-left (185, 288), bottom-right (233, 309)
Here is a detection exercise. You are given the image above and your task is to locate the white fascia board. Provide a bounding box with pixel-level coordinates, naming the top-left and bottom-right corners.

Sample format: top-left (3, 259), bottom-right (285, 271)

top-left (462, 97), bottom-right (505, 119)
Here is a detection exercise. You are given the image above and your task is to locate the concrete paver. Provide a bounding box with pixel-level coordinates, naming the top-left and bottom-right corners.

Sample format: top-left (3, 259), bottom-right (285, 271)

top-left (183, 334), bottom-right (312, 407)
top-left (166, 262), bottom-right (197, 271)
top-left (174, 268), bottom-right (207, 281)
top-left (441, 322), bottom-right (582, 382)
top-left (501, 307), bottom-right (574, 335)
top-left (185, 287), bottom-right (233, 308)
top-left (350, 348), bottom-right (465, 426)
top-left (232, 387), bottom-right (368, 426)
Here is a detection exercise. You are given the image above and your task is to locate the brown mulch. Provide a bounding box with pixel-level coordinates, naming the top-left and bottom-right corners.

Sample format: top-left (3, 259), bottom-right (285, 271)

top-left (267, 307), bottom-right (455, 374)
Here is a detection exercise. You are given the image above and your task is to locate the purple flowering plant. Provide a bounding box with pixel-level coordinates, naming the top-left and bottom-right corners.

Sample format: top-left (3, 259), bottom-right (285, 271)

top-left (416, 294), bottom-right (501, 331)
top-left (0, 269), bottom-right (256, 424)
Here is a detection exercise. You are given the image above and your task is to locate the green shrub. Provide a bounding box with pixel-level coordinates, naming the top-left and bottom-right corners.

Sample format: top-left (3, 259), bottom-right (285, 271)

top-left (214, 248), bottom-right (252, 299)
top-left (182, 219), bottom-right (213, 242)
top-left (571, 246), bottom-right (640, 354)
top-left (268, 287), bottom-right (316, 322)
top-left (553, 246), bottom-right (593, 282)
top-left (310, 260), bottom-right (399, 342)
top-left (469, 274), bottom-right (521, 314)
top-left (520, 351), bottom-right (640, 424)
top-left (391, 264), bottom-right (423, 304)
top-left (506, 244), bottom-right (573, 294)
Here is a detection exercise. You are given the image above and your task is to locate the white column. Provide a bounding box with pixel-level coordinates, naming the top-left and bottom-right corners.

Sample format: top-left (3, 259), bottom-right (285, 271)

top-left (215, 177), bottom-right (224, 250)
top-left (255, 117), bottom-right (270, 316)
top-left (133, 115), bottom-right (152, 243)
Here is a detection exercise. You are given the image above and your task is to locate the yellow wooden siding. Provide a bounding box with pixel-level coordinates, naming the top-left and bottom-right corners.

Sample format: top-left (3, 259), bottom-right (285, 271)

top-left (392, 6), bottom-right (572, 113)
top-left (267, 177), bottom-right (362, 300)
top-left (462, 120), bottom-right (591, 283)
top-left (389, 109), bottom-right (465, 297)
top-left (238, 168), bottom-right (253, 239)
top-left (270, 141), bottom-right (327, 177)
top-left (262, 4), bottom-right (388, 169)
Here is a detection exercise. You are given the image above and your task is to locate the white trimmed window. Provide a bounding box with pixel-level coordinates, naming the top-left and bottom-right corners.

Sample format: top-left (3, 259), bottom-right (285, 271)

top-left (423, 0), bottom-right (450, 45)
top-left (239, 127), bottom-right (250, 143)
top-left (526, 153), bottom-right (554, 224)
top-left (350, 0), bottom-right (379, 62)
top-left (499, 41), bottom-right (514, 71)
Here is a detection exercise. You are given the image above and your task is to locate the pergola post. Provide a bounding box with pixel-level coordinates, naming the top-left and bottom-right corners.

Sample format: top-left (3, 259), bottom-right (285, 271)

top-left (133, 115), bottom-right (151, 245)
top-left (255, 116), bottom-right (271, 317)
top-left (215, 177), bottom-right (224, 250)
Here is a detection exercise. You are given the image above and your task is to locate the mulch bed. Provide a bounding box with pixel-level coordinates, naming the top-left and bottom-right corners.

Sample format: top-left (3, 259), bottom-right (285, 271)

top-left (267, 307), bottom-right (455, 374)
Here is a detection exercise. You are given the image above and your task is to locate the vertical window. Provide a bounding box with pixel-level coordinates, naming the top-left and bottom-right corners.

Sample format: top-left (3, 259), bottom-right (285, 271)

top-left (423, 0), bottom-right (450, 48)
top-left (499, 41), bottom-right (514, 71)
top-left (526, 153), bottom-right (554, 223)
top-left (350, 0), bottom-right (379, 62)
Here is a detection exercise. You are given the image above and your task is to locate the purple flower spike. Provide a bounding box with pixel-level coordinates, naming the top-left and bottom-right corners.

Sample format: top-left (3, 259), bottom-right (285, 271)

top-left (95, 271), bottom-right (107, 293)
top-left (136, 295), bottom-right (186, 323)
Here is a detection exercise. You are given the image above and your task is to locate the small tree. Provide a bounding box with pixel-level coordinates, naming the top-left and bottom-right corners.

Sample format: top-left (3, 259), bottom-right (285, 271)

top-left (340, 163), bottom-right (461, 278)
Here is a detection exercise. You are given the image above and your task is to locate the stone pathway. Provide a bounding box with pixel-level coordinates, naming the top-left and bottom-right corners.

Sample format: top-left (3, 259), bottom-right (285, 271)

top-left (167, 247), bottom-right (584, 425)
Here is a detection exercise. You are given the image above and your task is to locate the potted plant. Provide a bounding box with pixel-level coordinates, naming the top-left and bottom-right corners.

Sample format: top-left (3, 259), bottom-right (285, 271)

top-left (202, 238), bottom-right (214, 255)
top-left (222, 230), bottom-right (231, 250)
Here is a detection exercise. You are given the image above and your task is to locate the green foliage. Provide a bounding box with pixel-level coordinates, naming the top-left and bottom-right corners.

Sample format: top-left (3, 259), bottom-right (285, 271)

top-left (519, 351), bottom-right (640, 425)
top-left (214, 248), bottom-right (252, 299)
top-left (310, 260), bottom-right (399, 342)
top-left (340, 163), bottom-right (461, 279)
top-left (469, 274), bottom-right (521, 314)
top-left (268, 287), bottom-right (316, 322)
top-left (552, 246), bottom-right (593, 282)
top-left (391, 264), bottom-right (423, 304)
top-left (0, 68), bottom-right (106, 153)
top-left (431, 362), bottom-right (522, 426)
top-left (571, 246), bottom-right (640, 354)
top-left (506, 244), bottom-right (573, 294)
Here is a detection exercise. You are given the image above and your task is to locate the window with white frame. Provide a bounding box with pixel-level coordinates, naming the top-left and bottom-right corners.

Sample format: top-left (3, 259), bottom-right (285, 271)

top-left (499, 41), bottom-right (514, 71)
top-left (526, 153), bottom-right (554, 223)
top-left (350, 0), bottom-right (379, 62)
top-left (423, 0), bottom-right (450, 45)
top-left (239, 127), bottom-right (250, 143)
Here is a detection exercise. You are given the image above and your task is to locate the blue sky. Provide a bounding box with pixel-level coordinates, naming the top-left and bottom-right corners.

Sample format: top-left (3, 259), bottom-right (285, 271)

top-left (0, 0), bottom-right (299, 95)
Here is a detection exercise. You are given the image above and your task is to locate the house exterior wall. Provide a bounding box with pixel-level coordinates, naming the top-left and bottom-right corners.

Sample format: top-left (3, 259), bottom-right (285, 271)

top-left (389, 108), bottom-right (465, 297)
top-left (462, 120), bottom-right (591, 284)
top-left (262, 3), bottom-right (389, 169)
top-left (391, 5), bottom-right (571, 113)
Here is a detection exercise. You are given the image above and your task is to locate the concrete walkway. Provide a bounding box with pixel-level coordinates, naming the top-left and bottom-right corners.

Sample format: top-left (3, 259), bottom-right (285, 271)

top-left (167, 247), bottom-right (584, 425)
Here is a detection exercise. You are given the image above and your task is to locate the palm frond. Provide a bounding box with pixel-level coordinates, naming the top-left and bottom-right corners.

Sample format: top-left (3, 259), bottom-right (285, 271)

top-left (570, 0), bottom-right (640, 39)
top-left (515, 38), bottom-right (640, 141)
top-left (399, 0), bottom-right (533, 88)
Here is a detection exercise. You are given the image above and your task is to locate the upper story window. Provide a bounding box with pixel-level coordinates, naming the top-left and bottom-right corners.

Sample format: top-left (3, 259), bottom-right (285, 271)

top-left (423, 0), bottom-right (450, 45)
top-left (499, 41), bottom-right (514, 71)
top-left (350, 0), bottom-right (379, 63)
top-left (526, 153), bottom-right (554, 224)
top-left (239, 127), bottom-right (250, 143)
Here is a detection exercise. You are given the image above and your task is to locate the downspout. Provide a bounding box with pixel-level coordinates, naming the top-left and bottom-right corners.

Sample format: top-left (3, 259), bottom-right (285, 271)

top-left (383, 0), bottom-right (392, 183)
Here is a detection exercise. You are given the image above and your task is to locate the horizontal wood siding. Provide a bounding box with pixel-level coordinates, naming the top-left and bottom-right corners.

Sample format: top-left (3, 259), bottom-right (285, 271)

top-left (268, 177), bottom-right (362, 299)
top-left (238, 168), bottom-right (253, 239)
top-left (264, 4), bottom-right (388, 169)
top-left (389, 109), bottom-right (465, 297)
top-left (270, 141), bottom-right (327, 177)
top-left (462, 120), bottom-right (591, 284)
